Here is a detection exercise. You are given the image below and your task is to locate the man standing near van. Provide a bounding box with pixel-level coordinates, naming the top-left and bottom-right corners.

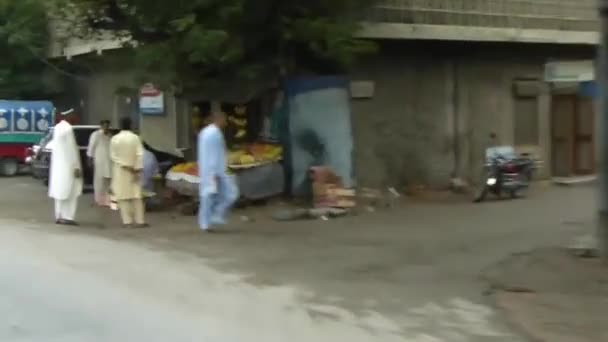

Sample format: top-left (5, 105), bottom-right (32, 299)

top-left (87, 120), bottom-right (112, 207)
top-left (49, 120), bottom-right (83, 225)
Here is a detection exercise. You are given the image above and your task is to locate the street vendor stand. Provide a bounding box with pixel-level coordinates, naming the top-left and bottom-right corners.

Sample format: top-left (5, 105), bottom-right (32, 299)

top-left (166, 91), bottom-right (287, 206)
top-left (166, 142), bottom-right (284, 201)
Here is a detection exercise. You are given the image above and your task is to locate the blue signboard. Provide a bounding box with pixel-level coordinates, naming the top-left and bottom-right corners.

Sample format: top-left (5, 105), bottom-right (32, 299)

top-left (13, 106), bottom-right (33, 132)
top-left (0, 107), bottom-right (12, 133)
top-left (0, 101), bottom-right (54, 143)
top-left (33, 105), bottom-right (53, 132)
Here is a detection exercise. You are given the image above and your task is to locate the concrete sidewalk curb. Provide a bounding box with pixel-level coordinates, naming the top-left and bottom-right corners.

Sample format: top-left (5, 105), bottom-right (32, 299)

top-left (552, 176), bottom-right (597, 186)
top-left (493, 293), bottom-right (547, 342)
top-left (567, 234), bottom-right (599, 258)
top-left (485, 246), bottom-right (608, 342)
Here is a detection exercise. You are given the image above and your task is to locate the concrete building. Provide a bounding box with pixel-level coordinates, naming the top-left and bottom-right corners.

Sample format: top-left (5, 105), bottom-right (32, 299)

top-left (350, 0), bottom-right (598, 188)
top-left (49, 0), bottom-right (599, 188)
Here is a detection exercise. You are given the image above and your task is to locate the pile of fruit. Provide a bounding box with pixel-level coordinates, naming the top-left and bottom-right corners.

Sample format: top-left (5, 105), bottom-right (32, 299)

top-left (169, 162), bottom-right (198, 176)
top-left (169, 143), bottom-right (283, 175)
top-left (228, 143), bottom-right (283, 167)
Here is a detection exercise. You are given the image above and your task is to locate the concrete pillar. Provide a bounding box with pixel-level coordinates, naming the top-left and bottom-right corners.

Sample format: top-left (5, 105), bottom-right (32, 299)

top-left (445, 60), bottom-right (457, 178)
top-left (537, 84), bottom-right (552, 179)
top-left (598, 0), bottom-right (608, 258)
top-left (502, 83), bottom-right (516, 147)
top-left (453, 60), bottom-right (473, 181)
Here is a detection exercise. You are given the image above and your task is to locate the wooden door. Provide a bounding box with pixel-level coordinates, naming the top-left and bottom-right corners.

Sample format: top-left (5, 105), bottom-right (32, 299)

top-left (574, 98), bottom-right (595, 174)
top-left (551, 95), bottom-right (576, 177)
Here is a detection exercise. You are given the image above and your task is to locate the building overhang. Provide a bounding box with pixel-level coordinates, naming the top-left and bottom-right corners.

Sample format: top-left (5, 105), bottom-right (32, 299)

top-left (358, 23), bottom-right (598, 45)
top-left (50, 22), bottom-right (598, 60)
top-left (49, 38), bottom-right (130, 59)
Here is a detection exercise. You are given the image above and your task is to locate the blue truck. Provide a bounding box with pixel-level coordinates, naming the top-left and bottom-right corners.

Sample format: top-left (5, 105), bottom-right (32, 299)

top-left (0, 101), bottom-right (54, 176)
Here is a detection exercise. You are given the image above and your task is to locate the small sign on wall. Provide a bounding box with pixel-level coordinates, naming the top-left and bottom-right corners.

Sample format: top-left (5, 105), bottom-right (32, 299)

top-left (544, 60), bottom-right (594, 83)
top-left (139, 83), bottom-right (165, 115)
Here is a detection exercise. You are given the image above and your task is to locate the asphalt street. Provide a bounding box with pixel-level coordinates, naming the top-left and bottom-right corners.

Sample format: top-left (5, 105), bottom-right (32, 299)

top-left (0, 177), bottom-right (594, 341)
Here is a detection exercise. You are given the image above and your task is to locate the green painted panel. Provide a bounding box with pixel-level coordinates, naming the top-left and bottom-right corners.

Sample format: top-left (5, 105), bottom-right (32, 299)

top-left (0, 134), bottom-right (43, 144)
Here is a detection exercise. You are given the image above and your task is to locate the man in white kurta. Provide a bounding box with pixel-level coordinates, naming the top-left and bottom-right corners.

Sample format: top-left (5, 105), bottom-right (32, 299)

top-left (198, 112), bottom-right (239, 232)
top-left (87, 120), bottom-right (112, 207)
top-left (48, 120), bottom-right (83, 225)
top-left (110, 118), bottom-right (147, 228)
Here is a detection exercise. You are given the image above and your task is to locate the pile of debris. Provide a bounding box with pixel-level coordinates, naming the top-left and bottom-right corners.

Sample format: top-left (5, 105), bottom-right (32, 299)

top-left (271, 167), bottom-right (405, 222)
top-left (310, 166), bottom-right (356, 209)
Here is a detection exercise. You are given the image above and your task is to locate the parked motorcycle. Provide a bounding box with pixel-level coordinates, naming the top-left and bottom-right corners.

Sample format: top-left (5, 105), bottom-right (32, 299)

top-left (474, 147), bottom-right (536, 203)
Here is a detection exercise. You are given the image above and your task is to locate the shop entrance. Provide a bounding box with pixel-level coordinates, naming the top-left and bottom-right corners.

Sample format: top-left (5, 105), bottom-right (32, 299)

top-left (167, 96), bottom-right (286, 203)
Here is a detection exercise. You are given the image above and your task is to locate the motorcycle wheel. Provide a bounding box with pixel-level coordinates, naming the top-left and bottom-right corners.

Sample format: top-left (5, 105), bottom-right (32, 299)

top-left (511, 174), bottom-right (530, 199)
top-left (510, 187), bottom-right (527, 199)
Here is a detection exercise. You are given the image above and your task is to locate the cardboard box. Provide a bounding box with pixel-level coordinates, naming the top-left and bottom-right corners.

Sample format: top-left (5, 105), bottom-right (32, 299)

top-left (310, 167), bottom-right (356, 209)
top-left (309, 167), bottom-right (341, 184)
top-left (314, 184), bottom-right (357, 209)
top-left (334, 200), bottom-right (356, 208)
top-left (327, 188), bottom-right (356, 197)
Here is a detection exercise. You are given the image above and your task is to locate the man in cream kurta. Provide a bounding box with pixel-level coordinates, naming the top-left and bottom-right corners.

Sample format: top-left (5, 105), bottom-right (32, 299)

top-left (48, 120), bottom-right (83, 225)
top-left (87, 120), bottom-right (112, 206)
top-left (110, 118), bottom-right (147, 228)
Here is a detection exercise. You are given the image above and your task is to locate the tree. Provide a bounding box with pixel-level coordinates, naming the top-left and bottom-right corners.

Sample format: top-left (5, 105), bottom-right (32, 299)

top-left (54, 0), bottom-right (377, 91)
top-left (0, 0), bottom-right (53, 99)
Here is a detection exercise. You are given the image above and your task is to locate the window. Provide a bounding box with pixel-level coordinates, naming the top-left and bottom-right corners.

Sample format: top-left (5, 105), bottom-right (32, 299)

top-left (74, 128), bottom-right (96, 147)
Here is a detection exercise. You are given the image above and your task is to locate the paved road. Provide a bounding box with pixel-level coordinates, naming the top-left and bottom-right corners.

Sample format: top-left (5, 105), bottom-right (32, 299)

top-left (0, 221), bottom-right (414, 342)
top-left (0, 177), bottom-right (595, 341)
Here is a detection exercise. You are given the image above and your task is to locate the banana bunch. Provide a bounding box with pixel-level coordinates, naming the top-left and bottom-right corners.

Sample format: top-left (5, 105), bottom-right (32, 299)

top-left (228, 150), bottom-right (245, 165)
top-left (228, 149), bottom-right (256, 166)
top-left (170, 162), bottom-right (197, 173)
top-left (249, 143), bottom-right (283, 162)
top-left (263, 145), bottom-right (283, 161)
top-left (170, 163), bottom-right (188, 173)
top-left (228, 107), bottom-right (248, 141)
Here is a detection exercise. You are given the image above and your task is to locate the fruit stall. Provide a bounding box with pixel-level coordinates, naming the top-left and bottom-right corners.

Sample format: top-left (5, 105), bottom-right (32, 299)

top-left (166, 142), bottom-right (284, 200)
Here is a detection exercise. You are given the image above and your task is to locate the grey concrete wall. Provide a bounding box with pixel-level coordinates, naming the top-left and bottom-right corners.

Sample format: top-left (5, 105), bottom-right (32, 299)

top-left (85, 70), bottom-right (135, 125)
top-left (350, 48), bottom-right (455, 189)
top-left (139, 94), bottom-right (180, 154)
top-left (81, 68), bottom-right (181, 154)
top-left (351, 41), bottom-right (594, 188)
top-left (70, 42), bottom-right (594, 188)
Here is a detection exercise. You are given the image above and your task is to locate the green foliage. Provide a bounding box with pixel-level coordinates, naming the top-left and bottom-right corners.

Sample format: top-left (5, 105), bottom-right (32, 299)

top-left (0, 0), bottom-right (52, 99)
top-left (58, 0), bottom-right (377, 90)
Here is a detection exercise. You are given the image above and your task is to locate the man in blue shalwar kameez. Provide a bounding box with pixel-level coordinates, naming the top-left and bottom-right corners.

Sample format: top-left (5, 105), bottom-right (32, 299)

top-left (197, 111), bottom-right (239, 232)
top-left (141, 144), bottom-right (159, 209)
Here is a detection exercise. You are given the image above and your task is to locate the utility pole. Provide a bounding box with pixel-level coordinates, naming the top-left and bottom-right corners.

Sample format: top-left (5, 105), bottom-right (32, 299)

top-left (598, 0), bottom-right (608, 259)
